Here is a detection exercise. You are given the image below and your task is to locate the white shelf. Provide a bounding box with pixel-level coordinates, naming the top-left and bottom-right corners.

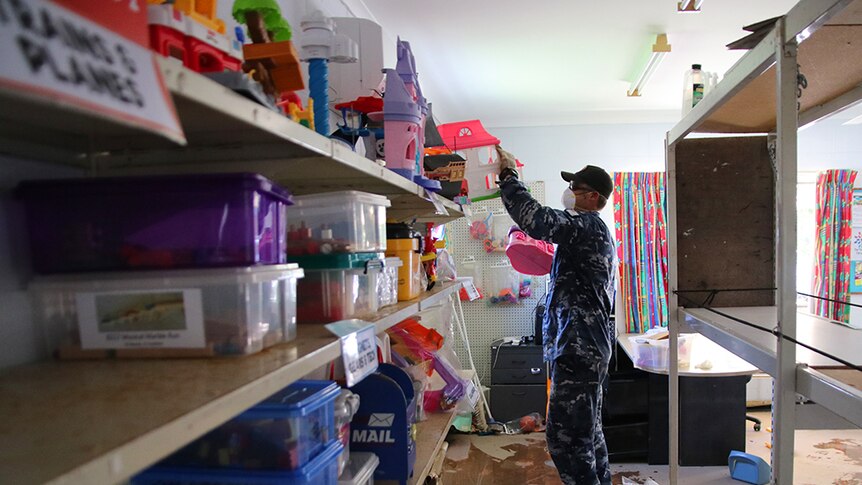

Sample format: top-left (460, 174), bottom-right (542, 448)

top-left (0, 281), bottom-right (462, 485)
top-left (618, 332), bottom-right (758, 377)
top-left (0, 57), bottom-right (462, 223)
top-left (668, 0), bottom-right (862, 144)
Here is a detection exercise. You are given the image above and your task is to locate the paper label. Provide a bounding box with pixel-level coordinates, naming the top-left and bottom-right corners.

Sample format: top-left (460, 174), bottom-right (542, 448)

top-left (326, 320), bottom-right (379, 387)
top-left (463, 280), bottom-right (480, 301)
top-left (76, 289), bottom-right (205, 349)
top-left (465, 380), bottom-right (480, 408)
top-left (0, 0), bottom-right (185, 143)
top-left (425, 190), bottom-right (448, 215)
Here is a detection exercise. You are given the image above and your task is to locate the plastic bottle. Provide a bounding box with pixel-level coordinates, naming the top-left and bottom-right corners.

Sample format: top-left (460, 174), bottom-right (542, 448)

top-left (681, 64), bottom-right (705, 117)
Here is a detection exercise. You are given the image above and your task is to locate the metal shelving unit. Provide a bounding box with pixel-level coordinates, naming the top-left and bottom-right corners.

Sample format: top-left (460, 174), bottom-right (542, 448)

top-left (0, 56), bottom-right (463, 223)
top-left (0, 47), bottom-right (469, 483)
top-left (0, 281), bottom-right (463, 485)
top-left (666, 1), bottom-right (862, 483)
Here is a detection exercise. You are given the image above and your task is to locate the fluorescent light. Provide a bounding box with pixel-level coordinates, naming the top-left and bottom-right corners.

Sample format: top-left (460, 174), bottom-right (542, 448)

top-left (678, 0), bottom-right (703, 12)
top-left (627, 34), bottom-right (671, 97)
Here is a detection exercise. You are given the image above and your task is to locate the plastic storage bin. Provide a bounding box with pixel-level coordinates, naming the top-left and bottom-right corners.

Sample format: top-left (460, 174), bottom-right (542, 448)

top-left (487, 262), bottom-right (519, 305)
top-left (286, 191), bottom-right (390, 256)
top-left (18, 173), bottom-right (292, 273)
top-left (31, 264), bottom-right (303, 358)
top-left (293, 254), bottom-right (383, 323)
top-left (159, 380), bottom-right (340, 472)
top-left (627, 334), bottom-right (693, 371)
top-left (378, 257), bottom-right (403, 308)
top-left (337, 452), bottom-right (379, 485)
top-left (334, 389), bottom-right (361, 477)
top-left (134, 440), bottom-right (343, 485)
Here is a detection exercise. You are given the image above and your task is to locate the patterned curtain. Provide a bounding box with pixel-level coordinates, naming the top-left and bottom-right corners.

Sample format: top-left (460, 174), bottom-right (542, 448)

top-left (613, 172), bottom-right (669, 333)
top-left (811, 170), bottom-right (858, 323)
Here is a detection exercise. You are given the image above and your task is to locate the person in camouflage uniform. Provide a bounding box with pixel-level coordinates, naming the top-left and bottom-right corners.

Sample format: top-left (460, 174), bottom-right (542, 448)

top-left (496, 146), bottom-right (616, 485)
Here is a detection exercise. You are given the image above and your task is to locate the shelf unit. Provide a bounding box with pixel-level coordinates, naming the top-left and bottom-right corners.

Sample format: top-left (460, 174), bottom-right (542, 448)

top-left (0, 57), bottom-right (463, 224)
top-left (0, 40), bottom-right (470, 484)
top-left (666, 1), bottom-right (862, 483)
top-left (0, 281), bottom-right (463, 485)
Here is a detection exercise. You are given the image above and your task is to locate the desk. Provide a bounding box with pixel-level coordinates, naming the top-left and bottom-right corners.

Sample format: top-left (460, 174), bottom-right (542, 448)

top-left (614, 333), bottom-right (758, 466)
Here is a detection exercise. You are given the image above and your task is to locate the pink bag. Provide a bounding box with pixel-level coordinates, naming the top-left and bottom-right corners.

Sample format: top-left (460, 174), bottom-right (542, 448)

top-left (505, 225), bottom-right (555, 276)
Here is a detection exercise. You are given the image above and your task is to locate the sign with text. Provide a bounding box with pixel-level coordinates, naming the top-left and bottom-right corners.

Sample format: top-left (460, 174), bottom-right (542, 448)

top-left (465, 379), bottom-right (480, 408)
top-left (325, 320), bottom-right (379, 387)
top-left (463, 279), bottom-right (480, 301)
top-left (0, 0), bottom-right (185, 143)
top-left (76, 289), bottom-right (206, 349)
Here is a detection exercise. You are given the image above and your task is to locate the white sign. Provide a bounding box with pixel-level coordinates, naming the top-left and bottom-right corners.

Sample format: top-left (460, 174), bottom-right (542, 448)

top-left (465, 380), bottom-right (480, 408)
top-left (325, 320), bottom-right (379, 387)
top-left (76, 289), bottom-right (205, 349)
top-left (463, 279), bottom-right (480, 301)
top-left (425, 190), bottom-right (448, 215)
top-left (0, 0), bottom-right (185, 143)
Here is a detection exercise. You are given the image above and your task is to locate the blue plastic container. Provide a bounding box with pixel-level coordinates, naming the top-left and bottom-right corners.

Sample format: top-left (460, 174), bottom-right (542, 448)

top-left (728, 450), bottom-right (771, 484)
top-left (133, 440), bottom-right (343, 485)
top-left (158, 381), bottom-right (340, 471)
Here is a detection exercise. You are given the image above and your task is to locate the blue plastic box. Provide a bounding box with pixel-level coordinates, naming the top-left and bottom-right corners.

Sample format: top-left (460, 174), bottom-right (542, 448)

top-left (728, 450), bottom-right (771, 484)
top-left (158, 380), bottom-right (340, 471)
top-left (133, 440), bottom-right (343, 484)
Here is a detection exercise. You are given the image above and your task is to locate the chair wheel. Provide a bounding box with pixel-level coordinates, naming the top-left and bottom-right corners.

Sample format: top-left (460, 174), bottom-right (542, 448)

top-left (754, 424), bottom-right (761, 431)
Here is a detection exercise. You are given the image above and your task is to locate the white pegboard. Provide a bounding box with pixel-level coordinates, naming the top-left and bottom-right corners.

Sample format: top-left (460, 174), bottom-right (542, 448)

top-left (445, 181), bottom-right (548, 385)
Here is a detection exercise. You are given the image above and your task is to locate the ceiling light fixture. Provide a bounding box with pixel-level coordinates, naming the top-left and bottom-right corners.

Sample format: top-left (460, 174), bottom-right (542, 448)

top-left (678, 0), bottom-right (703, 13)
top-left (627, 34), bottom-right (672, 97)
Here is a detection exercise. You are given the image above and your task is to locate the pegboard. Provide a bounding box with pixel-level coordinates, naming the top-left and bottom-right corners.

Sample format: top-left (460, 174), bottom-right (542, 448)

top-left (445, 181), bottom-right (548, 386)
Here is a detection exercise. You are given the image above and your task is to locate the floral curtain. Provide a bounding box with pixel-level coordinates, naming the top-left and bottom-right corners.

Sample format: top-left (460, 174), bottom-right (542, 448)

top-left (613, 172), bottom-right (669, 333)
top-left (811, 170), bottom-right (858, 322)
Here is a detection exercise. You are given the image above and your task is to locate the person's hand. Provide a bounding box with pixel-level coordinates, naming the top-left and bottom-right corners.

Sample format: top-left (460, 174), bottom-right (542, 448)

top-left (496, 145), bottom-right (518, 173)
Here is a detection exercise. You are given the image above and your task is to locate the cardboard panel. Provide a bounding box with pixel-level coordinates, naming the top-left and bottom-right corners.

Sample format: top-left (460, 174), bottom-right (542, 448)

top-left (675, 136), bottom-right (775, 307)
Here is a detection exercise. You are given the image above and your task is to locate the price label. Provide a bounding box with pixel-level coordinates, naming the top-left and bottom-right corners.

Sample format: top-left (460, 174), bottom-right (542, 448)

top-left (465, 380), bottom-right (480, 408)
top-left (463, 280), bottom-right (480, 301)
top-left (425, 190), bottom-right (448, 215)
top-left (326, 320), bottom-right (378, 387)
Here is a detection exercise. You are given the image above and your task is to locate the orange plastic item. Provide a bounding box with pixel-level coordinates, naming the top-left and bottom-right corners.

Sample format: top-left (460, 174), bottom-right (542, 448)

top-left (243, 41), bottom-right (305, 92)
top-left (173, 0), bottom-right (226, 34)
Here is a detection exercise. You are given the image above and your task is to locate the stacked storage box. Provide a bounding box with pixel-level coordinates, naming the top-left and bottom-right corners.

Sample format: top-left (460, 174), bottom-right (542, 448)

top-left (287, 191), bottom-right (397, 323)
top-left (19, 173), bottom-right (304, 358)
top-left (133, 380), bottom-right (347, 484)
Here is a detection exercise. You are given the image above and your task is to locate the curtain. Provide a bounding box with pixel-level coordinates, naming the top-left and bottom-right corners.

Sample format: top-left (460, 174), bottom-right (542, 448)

top-left (811, 170), bottom-right (858, 323)
top-left (613, 172), bottom-right (669, 334)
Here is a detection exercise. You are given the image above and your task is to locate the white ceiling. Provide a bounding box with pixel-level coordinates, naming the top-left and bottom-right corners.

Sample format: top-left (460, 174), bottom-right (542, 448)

top-left (358, 0), bottom-right (804, 128)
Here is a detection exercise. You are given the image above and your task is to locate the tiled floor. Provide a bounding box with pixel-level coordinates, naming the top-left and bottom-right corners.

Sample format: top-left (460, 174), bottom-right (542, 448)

top-left (442, 411), bottom-right (862, 484)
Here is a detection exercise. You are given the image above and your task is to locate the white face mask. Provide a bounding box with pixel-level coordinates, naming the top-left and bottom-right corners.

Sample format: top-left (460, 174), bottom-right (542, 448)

top-left (561, 188), bottom-right (576, 210)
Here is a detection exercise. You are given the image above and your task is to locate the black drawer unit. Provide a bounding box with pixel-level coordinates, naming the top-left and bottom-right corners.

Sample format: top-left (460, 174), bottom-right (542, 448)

top-left (491, 367), bottom-right (546, 385)
top-left (490, 385), bottom-right (547, 422)
top-left (490, 339), bottom-right (547, 421)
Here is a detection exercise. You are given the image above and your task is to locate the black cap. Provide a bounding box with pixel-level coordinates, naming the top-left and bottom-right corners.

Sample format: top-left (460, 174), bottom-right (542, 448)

top-left (561, 165), bottom-right (613, 199)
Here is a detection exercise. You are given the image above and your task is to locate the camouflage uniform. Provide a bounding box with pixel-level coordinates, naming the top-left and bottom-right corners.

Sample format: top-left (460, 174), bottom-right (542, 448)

top-left (501, 178), bottom-right (616, 485)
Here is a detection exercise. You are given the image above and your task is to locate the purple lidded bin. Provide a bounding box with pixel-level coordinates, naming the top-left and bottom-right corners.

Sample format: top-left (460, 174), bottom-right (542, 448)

top-left (18, 173), bottom-right (293, 273)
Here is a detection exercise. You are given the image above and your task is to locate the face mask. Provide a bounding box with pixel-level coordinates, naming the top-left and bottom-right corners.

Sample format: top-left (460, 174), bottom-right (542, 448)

top-left (561, 188), bottom-right (576, 210)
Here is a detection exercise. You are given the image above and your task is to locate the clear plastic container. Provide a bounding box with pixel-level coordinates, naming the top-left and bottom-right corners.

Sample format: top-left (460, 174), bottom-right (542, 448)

top-left (293, 254), bottom-right (383, 323)
top-left (31, 264), bottom-right (304, 358)
top-left (487, 262), bottom-right (519, 305)
top-left (378, 257), bottom-right (404, 308)
top-left (286, 191), bottom-right (390, 256)
top-left (133, 440), bottom-right (343, 485)
top-left (337, 452), bottom-right (380, 485)
top-left (17, 173), bottom-right (292, 273)
top-left (334, 389), bottom-right (361, 477)
top-left (627, 334), bottom-right (693, 371)
top-left (157, 381), bottom-right (340, 472)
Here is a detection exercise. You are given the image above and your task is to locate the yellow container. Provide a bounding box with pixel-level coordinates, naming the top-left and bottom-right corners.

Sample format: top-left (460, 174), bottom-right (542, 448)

top-left (386, 238), bottom-right (423, 301)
